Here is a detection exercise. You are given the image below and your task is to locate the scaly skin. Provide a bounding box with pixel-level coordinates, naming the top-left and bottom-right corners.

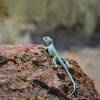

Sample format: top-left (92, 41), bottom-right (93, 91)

top-left (43, 36), bottom-right (76, 96)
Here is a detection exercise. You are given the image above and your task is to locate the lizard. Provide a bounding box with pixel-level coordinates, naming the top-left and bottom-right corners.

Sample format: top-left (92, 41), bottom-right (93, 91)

top-left (43, 36), bottom-right (76, 96)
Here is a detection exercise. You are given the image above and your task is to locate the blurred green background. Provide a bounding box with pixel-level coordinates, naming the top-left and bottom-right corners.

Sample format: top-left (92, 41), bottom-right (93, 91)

top-left (0, 0), bottom-right (100, 45)
top-left (0, 0), bottom-right (100, 94)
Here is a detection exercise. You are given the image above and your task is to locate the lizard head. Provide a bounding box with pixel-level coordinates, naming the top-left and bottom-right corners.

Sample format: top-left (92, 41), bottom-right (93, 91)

top-left (43, 37), bottom-right (53, 46)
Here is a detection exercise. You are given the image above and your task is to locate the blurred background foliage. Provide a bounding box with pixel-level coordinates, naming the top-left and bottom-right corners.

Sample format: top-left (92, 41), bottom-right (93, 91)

top-left (0, 0), bottom-right (99, 47)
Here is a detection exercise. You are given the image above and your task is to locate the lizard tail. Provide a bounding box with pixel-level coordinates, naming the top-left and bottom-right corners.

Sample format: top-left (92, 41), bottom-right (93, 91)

top-left (70, 82), bottom-right (76, 96)
top-left (60, 60), bottom-right (76, 96)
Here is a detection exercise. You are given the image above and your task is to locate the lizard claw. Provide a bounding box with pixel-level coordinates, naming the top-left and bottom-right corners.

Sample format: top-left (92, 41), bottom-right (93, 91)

top-left (44, 46), bottom-right (48, 50)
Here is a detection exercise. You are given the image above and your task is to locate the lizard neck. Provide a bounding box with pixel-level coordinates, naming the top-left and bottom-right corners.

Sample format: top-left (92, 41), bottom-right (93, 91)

top-left (47, 43), bottom-right (58, 57)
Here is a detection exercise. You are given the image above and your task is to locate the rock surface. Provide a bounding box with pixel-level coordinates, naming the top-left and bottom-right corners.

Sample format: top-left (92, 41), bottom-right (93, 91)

top-left (0, 44), bottom-right (99, 100)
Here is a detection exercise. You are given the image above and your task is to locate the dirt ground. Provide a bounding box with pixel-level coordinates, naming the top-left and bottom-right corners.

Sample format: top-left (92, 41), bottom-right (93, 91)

top-left (61, 46), bottom-right (100, 94)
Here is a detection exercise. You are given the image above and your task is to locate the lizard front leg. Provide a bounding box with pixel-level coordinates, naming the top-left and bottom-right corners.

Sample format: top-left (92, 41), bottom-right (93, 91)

top-left (52, 56), bottom-right (58, 67)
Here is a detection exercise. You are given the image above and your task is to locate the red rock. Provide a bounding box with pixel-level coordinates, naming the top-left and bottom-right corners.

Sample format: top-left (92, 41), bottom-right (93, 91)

top-left (0, 44), bottom-right (99, 100)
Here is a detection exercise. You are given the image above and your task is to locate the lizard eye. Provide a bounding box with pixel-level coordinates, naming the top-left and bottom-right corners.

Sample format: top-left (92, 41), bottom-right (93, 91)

top-left (45, 37), bottom-right (49, 40)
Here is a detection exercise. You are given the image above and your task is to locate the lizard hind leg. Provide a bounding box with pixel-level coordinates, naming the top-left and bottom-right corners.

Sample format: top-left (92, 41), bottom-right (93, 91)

top-left (52, 57), bottom-right (58, 67)
top-left (61, 58), bottom-right (71, 69)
